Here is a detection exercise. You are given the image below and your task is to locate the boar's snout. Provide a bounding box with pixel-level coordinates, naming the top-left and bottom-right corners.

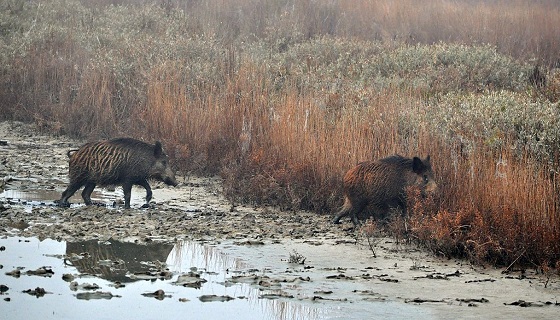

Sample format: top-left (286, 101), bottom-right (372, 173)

top-left (424, 179), bottom-right (438, 194)
top-left (164, 175), bottom-right (178, 187)
top-left (159, 165), bottom-right (178, 186)
top-left (413, 155), bottom-right (438, 196)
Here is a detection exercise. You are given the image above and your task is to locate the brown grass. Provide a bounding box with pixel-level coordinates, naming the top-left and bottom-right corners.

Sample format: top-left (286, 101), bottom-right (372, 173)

top-left (406, 141), bottom-right (560, 266)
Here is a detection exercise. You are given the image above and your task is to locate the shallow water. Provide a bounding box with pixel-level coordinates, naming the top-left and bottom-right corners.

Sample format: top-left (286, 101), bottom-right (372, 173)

top-left (0, 185), bottom-right (148, 209)
top-left (0, 236), bottom-right (439, 320)
top-left (0, 237), bottom-right (334, 320)
top-left (1, 188), bottom-right (85, 206)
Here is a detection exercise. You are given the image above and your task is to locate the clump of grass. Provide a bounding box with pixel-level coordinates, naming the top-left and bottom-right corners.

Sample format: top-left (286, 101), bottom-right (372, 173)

top-left (288, 250), bottom-right (306, 265)
top-left (359, 220), bottom-right (383, 258)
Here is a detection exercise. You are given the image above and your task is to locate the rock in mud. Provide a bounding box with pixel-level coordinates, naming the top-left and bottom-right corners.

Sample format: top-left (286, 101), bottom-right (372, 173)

top-left (233, 239), bottom-right (265, 245)
top-left (326, 273), bottom-right (355, 280)
top-left (258, 291), bottom-right (294, 299)
top-left (457, 298), bottom-right (489, 304)
top-left (405, 298), bottom-right (447, 304)
top-left (110, 281), bottom-right (125, 289)
top-left (26, 266), bottom-right (54, 277)
top-left (229, 274), bottom-right (262, 285)
top-left (465, 278), bottom-right (496, 283)
top-left (5, 269), bottom-right (21, 278)
top-left (141, 289), bottom-right (171, 300)
top-left (172, 272), bottom-right (207, 288)
top-left (128, 270), bottom-right (173, 281)
top-left (69, 282), bottom-right (101, 291)
top-left (504, 300), bottom-right (546, 307)
top-left (23, 287), bottom-right (47, 297)
top-left (62, 273), bottom-right (75, 282)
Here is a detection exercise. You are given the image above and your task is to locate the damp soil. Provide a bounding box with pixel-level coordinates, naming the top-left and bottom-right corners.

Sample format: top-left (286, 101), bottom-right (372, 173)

top-left (1, 121), bottom-right (559, 320)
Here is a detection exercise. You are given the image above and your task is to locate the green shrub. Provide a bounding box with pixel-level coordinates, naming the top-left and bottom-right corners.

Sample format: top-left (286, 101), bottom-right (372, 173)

top-left (421, 91), bottom-right (560, 161)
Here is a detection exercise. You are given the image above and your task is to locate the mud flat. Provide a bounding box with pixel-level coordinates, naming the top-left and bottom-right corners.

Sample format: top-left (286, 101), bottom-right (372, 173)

top-left (1, 121), bottom-right (559, 319)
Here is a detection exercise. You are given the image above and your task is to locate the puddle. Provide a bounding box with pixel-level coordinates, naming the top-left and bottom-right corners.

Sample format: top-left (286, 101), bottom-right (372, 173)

top-left (2, 189), bottom-right (82, 204)
top-left (0, 237), bottom-right (437, 320)
top-left (0, 237), bottom-right (336, 320)
top-left (64, 240), bottom-right (175, 283)
top-left (1, 186), bottom-right (151, 209)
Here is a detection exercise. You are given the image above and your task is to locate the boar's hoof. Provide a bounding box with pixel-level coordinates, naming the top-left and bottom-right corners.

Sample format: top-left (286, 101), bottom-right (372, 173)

top-left (141, 203), bottom-right (150, 209)
top-left (55, 200), bottom-right (70, 208)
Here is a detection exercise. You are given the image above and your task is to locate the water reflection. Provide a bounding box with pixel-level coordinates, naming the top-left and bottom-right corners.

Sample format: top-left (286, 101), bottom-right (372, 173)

top-left (1, 188), bottom-right (109, 211)
top-left (0, 237), bottom-right (328, 320)
top-left (65, 240), bottom-right (174, 283)
top-left (168, 240), bottom-right (245, 273)
top-left (1, 186), bottom-right (139, 208)
top-left (1, 188), bottom-right (99, 204)
top-left (262, 298), bottom-right (324, 320)
top-left (168, 241), bottom-right (324, 320)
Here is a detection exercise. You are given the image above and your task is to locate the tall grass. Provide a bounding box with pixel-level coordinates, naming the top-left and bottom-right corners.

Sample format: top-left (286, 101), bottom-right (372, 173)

top-left (74, 0), bottom-right (560, 66)
top-left (1, 0), bottom-right (560, 268)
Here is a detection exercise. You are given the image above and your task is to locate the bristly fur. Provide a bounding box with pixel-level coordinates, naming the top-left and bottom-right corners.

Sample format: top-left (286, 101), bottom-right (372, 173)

top-left (59, 138), bottom-right (177, 209)
top-left (333, 155), bottom-right (436, 226)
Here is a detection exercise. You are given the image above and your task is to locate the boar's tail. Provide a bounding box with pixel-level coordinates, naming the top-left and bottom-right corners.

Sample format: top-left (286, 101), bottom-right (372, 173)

top-left (67, 149), bottom-right (79, 158)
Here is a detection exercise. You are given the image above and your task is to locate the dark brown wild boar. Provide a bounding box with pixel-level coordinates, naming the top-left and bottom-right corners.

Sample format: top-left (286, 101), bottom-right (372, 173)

top-left (333, 155), bottom-right (437, 226)
top-left (58, 138), bottom-right (178, 209)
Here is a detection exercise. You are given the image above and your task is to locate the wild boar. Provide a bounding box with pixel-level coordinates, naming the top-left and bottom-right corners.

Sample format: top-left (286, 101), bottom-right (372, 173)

top-left (58, 138), bottom-right (177, 208)
top-left (333, 155), bottom-right (437, 225)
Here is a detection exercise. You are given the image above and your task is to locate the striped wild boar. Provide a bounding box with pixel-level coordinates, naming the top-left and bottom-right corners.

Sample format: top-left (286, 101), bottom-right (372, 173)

top-left (333, 155), bottom-right (437, 226)
top-left (58, 138), bottom-right (178, 208)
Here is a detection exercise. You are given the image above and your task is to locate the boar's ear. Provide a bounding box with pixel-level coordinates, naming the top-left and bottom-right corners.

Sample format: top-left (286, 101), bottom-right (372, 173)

top-left (154, 141), bottom-right (163, 158)
top-left (412, 157), bottom-right (425, 174)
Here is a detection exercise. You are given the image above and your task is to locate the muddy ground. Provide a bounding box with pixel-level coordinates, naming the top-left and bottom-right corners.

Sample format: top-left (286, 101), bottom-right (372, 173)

top-left (1, 121), bottom-right (559, 319)
top-left (0, 121), bottom-right (342, 242)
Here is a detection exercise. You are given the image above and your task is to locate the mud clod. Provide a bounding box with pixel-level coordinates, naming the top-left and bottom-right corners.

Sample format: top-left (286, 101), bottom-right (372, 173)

top-left (75, 291), bottom-right (120, 300)
top-left (142, 289), bottom-right (170, 300)
top-left (199, 294), bottom-right (235, 302)
top-left (26, 267), bottom-right (54, 277)
top-left (23, 287), bottom-right (47, 297)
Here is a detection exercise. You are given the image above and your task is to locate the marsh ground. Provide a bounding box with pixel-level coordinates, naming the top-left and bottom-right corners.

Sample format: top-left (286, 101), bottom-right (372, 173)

top-left (1, 121), bottom-right (559, 319)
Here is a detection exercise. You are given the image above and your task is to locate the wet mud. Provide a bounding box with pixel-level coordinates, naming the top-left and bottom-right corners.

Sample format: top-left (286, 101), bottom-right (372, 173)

top-left (1, 121), bottom-right (559, 319)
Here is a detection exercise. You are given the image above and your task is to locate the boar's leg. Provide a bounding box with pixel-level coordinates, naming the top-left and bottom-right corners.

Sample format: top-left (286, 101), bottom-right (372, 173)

top-left (81, 182), bottom-right (96, 205)
top-left (332, 208), bottom-right (348, 224)
top-left (333, 197), bottom-right (366, 226)
top-left (138, 179), bottom-right (152, 208)
top-left (347, 205), bottom-right (365, 226)
top-left (122, 181), bottom-right (133, 209)
top-left (59, 182), bottom-right (85, 207)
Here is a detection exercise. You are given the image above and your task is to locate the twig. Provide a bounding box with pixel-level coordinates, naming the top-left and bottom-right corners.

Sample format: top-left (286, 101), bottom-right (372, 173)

top-left (504, 248), bottom-right (526, 273)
